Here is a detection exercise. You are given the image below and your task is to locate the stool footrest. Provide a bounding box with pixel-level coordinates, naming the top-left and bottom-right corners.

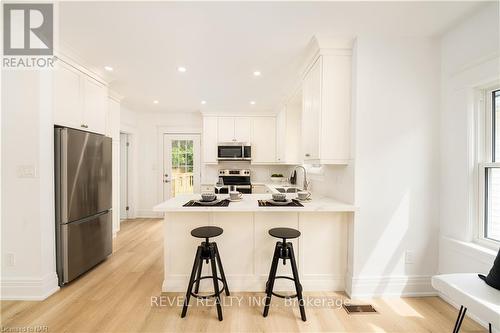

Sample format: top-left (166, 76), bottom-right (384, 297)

top-left (190, 276), bottom-right (225, 299)
top-left (266, 276), bottom-right (302, 299)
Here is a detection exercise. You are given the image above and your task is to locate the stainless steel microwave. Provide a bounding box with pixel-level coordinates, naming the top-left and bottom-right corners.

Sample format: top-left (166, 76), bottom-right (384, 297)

top-left (217, 143), bottom-right (251, 161)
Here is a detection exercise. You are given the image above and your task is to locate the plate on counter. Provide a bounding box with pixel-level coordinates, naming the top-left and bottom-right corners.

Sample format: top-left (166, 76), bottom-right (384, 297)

top-left (196, 199), bottom-right (221, 206)
top-left (267, 199), bottom-right (292, 206)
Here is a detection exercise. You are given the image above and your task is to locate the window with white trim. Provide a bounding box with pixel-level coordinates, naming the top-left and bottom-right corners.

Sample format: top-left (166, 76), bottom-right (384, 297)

top-left (481, 88), bottom-right (500, 243)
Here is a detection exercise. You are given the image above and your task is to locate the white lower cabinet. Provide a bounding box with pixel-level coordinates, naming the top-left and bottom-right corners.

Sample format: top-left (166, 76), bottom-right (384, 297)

top-left (53, 60), bottom-right (108, 134)
top-left (251, 116), bottom-right (276, 163)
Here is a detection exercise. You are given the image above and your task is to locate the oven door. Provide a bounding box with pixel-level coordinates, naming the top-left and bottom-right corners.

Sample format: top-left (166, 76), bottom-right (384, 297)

top-left (217, 145), bottom-right (243, 160)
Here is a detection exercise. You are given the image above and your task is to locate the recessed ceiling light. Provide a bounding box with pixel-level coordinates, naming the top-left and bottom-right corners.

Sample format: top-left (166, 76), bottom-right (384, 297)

top-left (250, 101), bottom-right (256, 105)
top-left (253, 71), bottom-right (261, 76)
top-left (104, 66), bottom-right (113, 72)
top-left (201, 100), bottom-right (207, 105)
top-left (177, 66), bottom-right (187, 73)
top-left (153, 100), bottom-right (159, 104)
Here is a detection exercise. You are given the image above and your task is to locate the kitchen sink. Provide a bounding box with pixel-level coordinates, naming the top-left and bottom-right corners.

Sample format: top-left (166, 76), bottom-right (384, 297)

top-left (275, 187), bottom-right (301, 193)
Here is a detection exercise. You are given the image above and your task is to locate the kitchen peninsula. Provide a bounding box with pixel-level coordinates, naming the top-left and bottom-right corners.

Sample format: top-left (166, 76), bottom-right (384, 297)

top-left (153, 194), bottom-right (355, 293)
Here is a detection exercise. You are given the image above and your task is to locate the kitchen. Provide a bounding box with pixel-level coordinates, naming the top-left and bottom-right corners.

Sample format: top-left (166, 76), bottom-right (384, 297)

top-left (2, 1), bottom-right (500, 333)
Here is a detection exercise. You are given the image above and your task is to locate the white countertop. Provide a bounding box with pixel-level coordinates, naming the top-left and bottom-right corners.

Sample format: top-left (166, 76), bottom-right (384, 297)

top-left (153, 194), bottom-right (356, 213)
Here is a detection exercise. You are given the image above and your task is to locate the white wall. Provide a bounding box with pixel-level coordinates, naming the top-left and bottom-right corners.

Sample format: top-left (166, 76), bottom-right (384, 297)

top-left (1, 70), bottom-right (59, 300)
top-left (347, 36), bottom-right (441, 297)
top-left (439, 2), bottom-right (499, 274)
top-left (120, 108), bottom-right (202, 217)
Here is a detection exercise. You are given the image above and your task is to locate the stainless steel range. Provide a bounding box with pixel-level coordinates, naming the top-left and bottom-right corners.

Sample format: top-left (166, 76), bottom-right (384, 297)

top-left (216, 169), bottom-right (252, 194)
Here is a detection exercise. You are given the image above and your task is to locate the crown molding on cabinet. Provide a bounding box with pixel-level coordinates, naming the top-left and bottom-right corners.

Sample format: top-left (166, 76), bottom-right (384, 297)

top-left (54, 43), bottom-right (108, 86)
top-left (108, 89), bottom-right (124, 102)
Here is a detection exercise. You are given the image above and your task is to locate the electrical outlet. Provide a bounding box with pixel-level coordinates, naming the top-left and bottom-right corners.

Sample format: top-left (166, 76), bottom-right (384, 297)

top-left (405, 250), bottom-right (414, 264)
top-left (6, 253), bottom-right (16, 267)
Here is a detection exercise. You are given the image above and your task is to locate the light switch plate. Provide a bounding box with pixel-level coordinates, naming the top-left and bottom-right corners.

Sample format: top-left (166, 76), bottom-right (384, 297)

top-left (17, 165), bottom-right (38, 178)
top-left (405, 250), bottom-right (414, 264)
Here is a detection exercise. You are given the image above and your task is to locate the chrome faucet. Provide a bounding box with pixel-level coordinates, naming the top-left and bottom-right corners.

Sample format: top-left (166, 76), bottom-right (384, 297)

top-left (291, 165), bottom-right (308, 191)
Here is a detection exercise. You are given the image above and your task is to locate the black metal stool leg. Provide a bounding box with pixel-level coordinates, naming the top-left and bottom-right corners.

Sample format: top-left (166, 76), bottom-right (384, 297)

top-left (453, 305), bottom-right (467, 333)
top-left (263, 242), bottom-right (280, 317)
top-left (209, 245), bottom-right (223, 321)
top-left (214, 242), bottom-right (230, 296)
top-left (181, 246), bottom-right (202, 318)
top-left (193, 252), bottom-right (203, 294)
top-left (288, 243), bottom-right (306, 321)
top-left (489, 323), bottom-right (492, 333)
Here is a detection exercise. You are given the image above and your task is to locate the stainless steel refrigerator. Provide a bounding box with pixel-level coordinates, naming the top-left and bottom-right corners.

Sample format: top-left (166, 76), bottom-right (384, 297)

top-left (55, 127), bottom-right (112, 285)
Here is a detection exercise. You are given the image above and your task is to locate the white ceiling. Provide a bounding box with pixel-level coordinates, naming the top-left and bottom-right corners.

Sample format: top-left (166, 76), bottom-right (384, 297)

top-left (59, 1), bottom-right (484, 113)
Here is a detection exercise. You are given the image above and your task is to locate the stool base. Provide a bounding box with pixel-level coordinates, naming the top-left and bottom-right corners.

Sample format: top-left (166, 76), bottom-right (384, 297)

top-left (263, 241), bottom-right (306, 321)
top-left (181, 241), bottom-right (229, 321)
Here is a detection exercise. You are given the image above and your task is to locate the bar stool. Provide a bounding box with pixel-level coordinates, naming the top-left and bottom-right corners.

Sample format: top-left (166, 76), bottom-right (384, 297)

top-left (263, 227), bottom-right (306, 321)
top-left (181, 226), bottom-right (229, 321)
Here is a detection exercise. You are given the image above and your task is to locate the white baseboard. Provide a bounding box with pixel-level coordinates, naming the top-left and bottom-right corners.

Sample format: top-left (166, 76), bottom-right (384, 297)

top-left (1, 272), bottom-right (59, 300)
top-left (345, 273), bottom-right (436, 299)
top-left (162, 275), bottom-right (345, 293)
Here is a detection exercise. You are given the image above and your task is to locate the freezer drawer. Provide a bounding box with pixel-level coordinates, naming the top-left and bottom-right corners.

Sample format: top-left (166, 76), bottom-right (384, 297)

top-left (59, 211), bottom-right (112, 284)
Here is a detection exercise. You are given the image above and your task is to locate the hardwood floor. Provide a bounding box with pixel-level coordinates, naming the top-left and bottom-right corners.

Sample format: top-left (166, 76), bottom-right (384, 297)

top-left (1, 218), bottom-right (487, 332)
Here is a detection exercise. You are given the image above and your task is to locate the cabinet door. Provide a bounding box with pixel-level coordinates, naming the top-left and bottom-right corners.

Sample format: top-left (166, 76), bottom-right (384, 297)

top-left (234, 117), bottom-right (252, 142)
top-left (302, 58), bottom-right (321, 160)
top-left (217, 117), bottom-right (235, 142)
top-left (252, 117), bottom-right (276, 163)
top-left (203, 116), bottom-right (218, 163)
top-left (276, 108), bottom-right (286, 163)
top-left (107, 98), bottom-right (121, 141)
top-left (82, 76), bottom-right (107, 134)
top-left (54, 61), bottom-right (82, 129)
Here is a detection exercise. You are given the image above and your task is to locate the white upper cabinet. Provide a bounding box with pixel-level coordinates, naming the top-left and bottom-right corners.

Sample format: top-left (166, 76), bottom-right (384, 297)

top-left (82, 76), bottom-right (107, 135)
top-left (53, 59), bottom-right (108, 135)
top-left (302, 57), bottom-right (321, 160)
top-left (277, 94), bottom-right (302, 164)
top-left (217, 116), bottom-right (252, 142)
top-left (234, 117), bottom-right (252, 142)
top-left (217, 117), bottom-right (235, 142)
top-left (203, 116), bottom-right (218, 164)
top-left (301, 38), bottom-right (352, 164)
top-left (251, 117), bottom-right (276, 163)
top-left (106, 97), bottom-right (121, 141)
top-left (276, 108), bottom-right (286, 163)
top-left (54, 61), bottom-right (82, 129)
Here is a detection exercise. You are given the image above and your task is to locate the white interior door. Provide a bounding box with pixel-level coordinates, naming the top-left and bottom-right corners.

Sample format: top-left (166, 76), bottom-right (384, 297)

top-left (120, 133), bottom-right (129, 219)
top-left (163, 134), bottom-right (201, 200)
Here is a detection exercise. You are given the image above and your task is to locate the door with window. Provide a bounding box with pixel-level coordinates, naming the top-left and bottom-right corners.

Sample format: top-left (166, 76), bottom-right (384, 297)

top-left (163, 134), bottom-right (201, 200)
top-left (481, 88), bottom-right (500, 245)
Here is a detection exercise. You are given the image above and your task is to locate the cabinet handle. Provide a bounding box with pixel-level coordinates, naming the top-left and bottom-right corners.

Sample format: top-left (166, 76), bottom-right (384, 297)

top-left (81, 124), bottom-right (88, 128)
top-left (305, 153), bottom-right (310, 157)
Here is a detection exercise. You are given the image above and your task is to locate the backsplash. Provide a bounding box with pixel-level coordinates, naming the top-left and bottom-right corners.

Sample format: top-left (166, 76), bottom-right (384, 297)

top-left (202, 162), bottom-right (297, 184)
